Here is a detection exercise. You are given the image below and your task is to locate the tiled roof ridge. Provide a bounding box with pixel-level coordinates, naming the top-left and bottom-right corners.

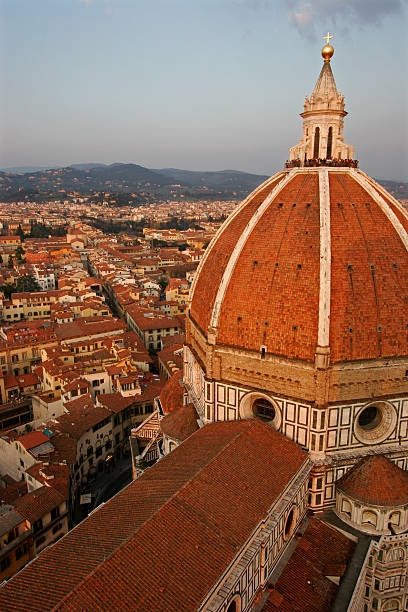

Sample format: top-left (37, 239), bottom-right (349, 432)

top-left (53, 421), bottom-right (258, 609)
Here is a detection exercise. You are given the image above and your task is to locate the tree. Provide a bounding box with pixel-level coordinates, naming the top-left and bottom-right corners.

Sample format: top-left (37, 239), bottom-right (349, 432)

top-left (158, 275), bottom-right (168, 293)
top-left (17, 224), bottom-right (25, 242)
top-left (15, 245), bottom-right (25, 263)
top-left (15, 274), bottom-right (41, 293)
top-left (0, 284), bottom-right (14, 299)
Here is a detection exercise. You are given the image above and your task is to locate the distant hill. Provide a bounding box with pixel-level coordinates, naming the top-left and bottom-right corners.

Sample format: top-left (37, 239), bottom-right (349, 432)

top-left (0, 162), bottom-right (406, 203)
top-left (155, 168), bottom-right (269, 190)
top-left (0, 163), bottom-right (269, 202)
top-left (69, 163), bottom-right (108, 171)
top-left (0, 165), bottom-right (59, 173)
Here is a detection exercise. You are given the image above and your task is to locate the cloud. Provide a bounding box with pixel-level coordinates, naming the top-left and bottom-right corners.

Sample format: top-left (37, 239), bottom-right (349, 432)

top-left (286, 0), bottom-right (406, 38)
top-left (79, 0), bottom-right (113, 16)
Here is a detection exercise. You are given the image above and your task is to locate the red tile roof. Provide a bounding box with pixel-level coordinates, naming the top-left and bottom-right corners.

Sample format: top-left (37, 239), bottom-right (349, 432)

top-left (336, 454), bottom-right (408, 507)
top-left (160, 402), bottom-right (199, 441)
top-left (17, 431), bottom-right (50, 451)
top-left (160, 370), bottom-right (183, 414)
top-left (190, 169), bottom-right (408, 362)
top-left (15, 485), bottom-right (65, 523)
top-left (329, 173), bottom-right (408, 361)
top-left (97, 392), bottom-right (135, 414)
top-left (262, 518), bottom-right (355, 612)
top-left (190, 177), bottom-right (284, 339)
top-left (0, 419), bottom-right (308, 612)
top-left (57, 395), bottom-right (111, 439)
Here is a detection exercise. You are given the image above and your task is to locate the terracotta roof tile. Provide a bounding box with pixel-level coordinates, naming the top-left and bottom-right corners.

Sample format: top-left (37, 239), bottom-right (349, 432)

top-left (336, 454), bottom-right (408, 507)
top-left (17, 431), bottom-right (50, 451)
top-left (160, 402), bottom-right (199, 441)
top-left (0, 420), bottom-right (307, 612)
top-left (263, 518), bottom-right (355, 612)
top-left (160, 371), bottom-right (183, 414)
top-left (15, 486), bottom-right (65, 523)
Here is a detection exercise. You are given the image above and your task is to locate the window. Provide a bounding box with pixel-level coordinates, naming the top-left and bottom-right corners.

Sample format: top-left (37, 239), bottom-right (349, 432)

top-left (362, 510), bottom-right (377, 529)
top-left (313, 126), bottom-right (320, 158)
top-left (327, 126), bottom-right (333, 158)
top-left (96, 447), bottom-right (102, 458)
top-left (15, 543), bottom-right (28, 560)
top-left (358, 405), bottom-right (382, 430)
top-left (92, 380), bottom-right (99, 387)
top-left (283, 506), bottom-right (298, 540)
top-left (36, 536), bottom-right (46, 547)
top-left (0, 556), bottom-right (10, 572)
top-left (7, 527), bottom-right (19, 543)
top-left (33, 518), bottom-right (43, 533)
top-left (389, 511), bottom-right (401, 528)
top-left (253, 397), bottom-right (275, 422)
top-left (51, 506), bottom-right (60, 521)
top-left (52, 523), bottom-right (62, 535)
top-left (341, 499), bottom-right (352, 519)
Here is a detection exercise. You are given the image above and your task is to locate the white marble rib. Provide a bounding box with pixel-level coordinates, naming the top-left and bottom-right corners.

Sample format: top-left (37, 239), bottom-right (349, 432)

top-left (209, 169), bottom-right (297, 332)
top-left (317, 168), bottom-right (331, 348)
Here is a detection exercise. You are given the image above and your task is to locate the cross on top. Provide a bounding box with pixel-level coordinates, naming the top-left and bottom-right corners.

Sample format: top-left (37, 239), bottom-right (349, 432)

top-left (323, 32), bottom-right (333, 45)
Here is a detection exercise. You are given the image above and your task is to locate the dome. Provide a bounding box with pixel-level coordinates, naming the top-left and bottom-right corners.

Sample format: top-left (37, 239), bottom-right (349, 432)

top-left (335, 455), bottom-right (408, 535)
top-left (336, 454), bottom-right (408, 507)
top-left (189, 167), bottom-right (408, 364)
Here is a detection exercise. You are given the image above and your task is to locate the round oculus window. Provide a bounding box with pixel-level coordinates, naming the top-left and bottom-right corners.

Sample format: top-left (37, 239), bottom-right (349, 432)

top-left (253, 397), bottom-right (276, 422)
top-left (283, 506), bottom-right (298, 540)
top-left (358, 405), bottom-right (382, 431)
top-left (354, 402), bottom-right (396, 445)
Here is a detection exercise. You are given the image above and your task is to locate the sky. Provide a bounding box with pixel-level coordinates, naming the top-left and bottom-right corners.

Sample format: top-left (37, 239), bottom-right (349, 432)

top-left (0, 0), bottom-right (407, 180)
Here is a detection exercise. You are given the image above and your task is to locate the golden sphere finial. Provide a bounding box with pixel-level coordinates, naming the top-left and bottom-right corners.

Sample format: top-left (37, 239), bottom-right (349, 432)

top-left (321, 31), bottom-right (334, 62)
top-left (321, 44), bottom-right (334, 62)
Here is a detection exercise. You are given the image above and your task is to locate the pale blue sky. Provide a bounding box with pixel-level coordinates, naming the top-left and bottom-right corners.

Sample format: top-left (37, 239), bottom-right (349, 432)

top-left (1, 0), bottom-right (407, 179)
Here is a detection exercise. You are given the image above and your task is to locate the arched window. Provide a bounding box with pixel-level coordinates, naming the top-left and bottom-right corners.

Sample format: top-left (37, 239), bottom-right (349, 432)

top-left (327, 127), bottom-right (333, 158)
top-left (389, 511), bottom-right (401, 528)
top-left (341, 499), bottom-right (352, 519)
top-left (388, 547), bottom-right (405, 562)
top-left (313, 127), bottom-right (320, 158)
top-left (362, 510), bottom-right (377, 529)
top-left (382, 599), bottom-right (401, 611)
top-left (226, 595), bottom-right (241, 612)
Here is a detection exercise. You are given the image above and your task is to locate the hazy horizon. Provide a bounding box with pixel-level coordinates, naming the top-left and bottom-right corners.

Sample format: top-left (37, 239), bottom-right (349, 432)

top-left (1, 160), bottom-right (407, 184)
top-left (1, 0), bottom-right (407, 182)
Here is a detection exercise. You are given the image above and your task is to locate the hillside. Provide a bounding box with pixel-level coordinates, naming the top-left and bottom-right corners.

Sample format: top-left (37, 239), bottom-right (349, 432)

top-left (0, 162), bottom-right (406, 203)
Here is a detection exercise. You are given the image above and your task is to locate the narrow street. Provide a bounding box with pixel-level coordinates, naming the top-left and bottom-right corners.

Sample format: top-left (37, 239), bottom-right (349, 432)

top-left (75, 454), bottom-right (133, 524)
